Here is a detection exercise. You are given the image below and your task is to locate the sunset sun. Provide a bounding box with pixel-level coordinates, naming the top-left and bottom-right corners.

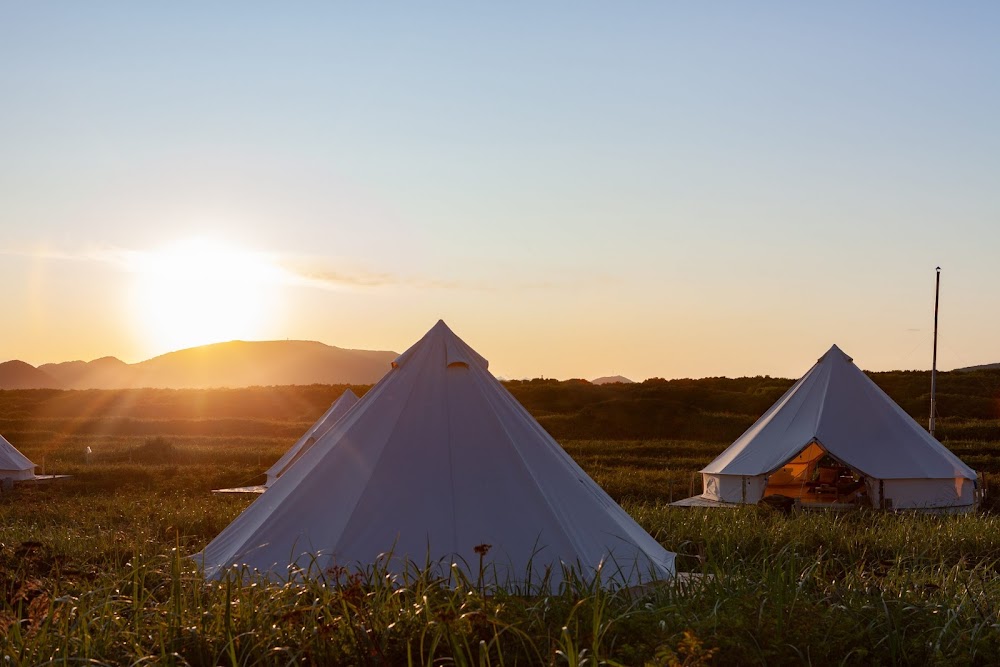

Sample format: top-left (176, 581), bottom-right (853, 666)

top-left (131, 238), bottom-right (285, 353)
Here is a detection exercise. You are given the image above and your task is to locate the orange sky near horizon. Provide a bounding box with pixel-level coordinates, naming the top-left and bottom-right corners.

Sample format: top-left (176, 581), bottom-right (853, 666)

top-left (1, 4), bottom-right (998, 381)
top-left (0, 237), bottom-right (987, 382)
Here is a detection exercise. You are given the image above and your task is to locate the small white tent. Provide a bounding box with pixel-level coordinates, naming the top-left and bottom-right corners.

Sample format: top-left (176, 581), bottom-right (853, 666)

top-left (213, 390), bottom-right (361, 494)
top-left (197, 321), bottom-right (675, 588)
top-left (265, 389), bottom-right (359, 487)
top-left (675, 345), bottom-right (977, 511)
top-left (0, 434), bottom-right (36, 481)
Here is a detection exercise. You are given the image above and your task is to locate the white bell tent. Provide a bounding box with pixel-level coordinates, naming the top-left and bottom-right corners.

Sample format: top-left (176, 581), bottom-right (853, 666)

top-left (265, 389), bottom-right (359, 487)
top-left (675, 345), bottom-right (977, 511)
top-left (197, 320), bottom-right (675, 588)
top-left (213, 390), bottom-right (361, 494)
top-left (0, 434), bottom-right (37, 481)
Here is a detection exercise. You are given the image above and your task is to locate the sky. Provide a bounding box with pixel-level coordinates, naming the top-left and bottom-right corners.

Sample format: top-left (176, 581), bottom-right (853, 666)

top-left (1, 2), bottom-right (998, 381)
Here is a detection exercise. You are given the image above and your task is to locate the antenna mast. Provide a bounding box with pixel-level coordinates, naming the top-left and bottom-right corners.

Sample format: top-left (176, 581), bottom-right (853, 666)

top-left (929, 267), bottom-right (941, 437)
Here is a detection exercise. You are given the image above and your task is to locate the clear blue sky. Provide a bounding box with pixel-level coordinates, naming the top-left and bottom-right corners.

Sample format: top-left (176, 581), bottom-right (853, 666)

top-left (1, 3), bottom-right (997, 379)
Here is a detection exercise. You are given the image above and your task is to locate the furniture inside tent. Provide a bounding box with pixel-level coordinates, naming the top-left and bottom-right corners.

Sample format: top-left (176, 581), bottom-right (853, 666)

top-left (759, 442), bottom-right (869, 506)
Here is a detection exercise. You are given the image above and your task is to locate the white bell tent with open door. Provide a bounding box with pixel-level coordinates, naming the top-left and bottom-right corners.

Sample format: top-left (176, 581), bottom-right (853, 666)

top-left (265, 389), bottom-right (359, 487)
top-left (0, 434), bottom-right (36, 481)
top-left (673, 345), bottom-right (977, 512)
top-left (196, 320), bottom-right (675, 589)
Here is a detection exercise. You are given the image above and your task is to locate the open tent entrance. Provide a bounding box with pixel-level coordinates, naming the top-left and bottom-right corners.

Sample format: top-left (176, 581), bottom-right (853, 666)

top-left (763, 441), bottom-right (870, 507)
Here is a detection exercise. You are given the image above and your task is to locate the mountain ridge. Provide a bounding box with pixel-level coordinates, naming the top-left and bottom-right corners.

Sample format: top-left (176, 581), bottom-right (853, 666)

top-left (3, 339), bottom-right (398, 390)
top-left (0, 360), bottom-right (61, 389)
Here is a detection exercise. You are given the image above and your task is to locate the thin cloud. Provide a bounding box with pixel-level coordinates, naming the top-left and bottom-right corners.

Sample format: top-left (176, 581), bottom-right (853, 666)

top-left (2, 243), bottom-right (603, 292)
top-left (286, 266), bottom-right (444, 290)
top-left (286, 263), bottom-right (607, 292)
top-left (0, 244), bottom-right (135, 267)
top-left (287, 264), bottom-right (491, 291)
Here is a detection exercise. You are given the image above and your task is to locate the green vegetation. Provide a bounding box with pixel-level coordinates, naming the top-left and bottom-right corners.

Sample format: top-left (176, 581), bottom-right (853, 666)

top-left (508, 369), bottom-right (1000, 442)
top-left (1, 370), bottom-right (999, 665)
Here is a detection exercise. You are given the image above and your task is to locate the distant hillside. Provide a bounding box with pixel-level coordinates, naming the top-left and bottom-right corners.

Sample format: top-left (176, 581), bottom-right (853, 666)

top-left (3, 368), bottom-right (994, 444)
top-left (954, 362), bottom-right (1000, 373)
top-left (4, 340), bottom-right (398, 390)
top-left (592, 375), bottom-right (634, 385)
top-left (131, 340), bottom-right (395, 388)
top-left (505, 368), bottom-right (1000, 441)
top-left (40, 357), bottom-right (131, 389)
top-left (0, 360), bottom-right (61, 389)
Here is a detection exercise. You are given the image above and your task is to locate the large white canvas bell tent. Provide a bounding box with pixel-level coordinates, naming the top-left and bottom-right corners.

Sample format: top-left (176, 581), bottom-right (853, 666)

top-left (0, 434), bottom-right (36, 481)
top-left (196, 320), bottom-right (675, 589)
top-left (673, 345), bottom-right (977, 511)
top-left (264, 389), bottom-right (359, 487)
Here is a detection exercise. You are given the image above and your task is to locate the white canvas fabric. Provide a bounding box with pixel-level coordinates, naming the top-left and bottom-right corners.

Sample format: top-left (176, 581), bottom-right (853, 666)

top-left (265, 389), bottom-right (359, 486)
top-left (696, 345), bottom-right (976, 509)
top-left (198, 321), bottom-right (675, 588)
top-left (0, 434), bottom-right (36, 481)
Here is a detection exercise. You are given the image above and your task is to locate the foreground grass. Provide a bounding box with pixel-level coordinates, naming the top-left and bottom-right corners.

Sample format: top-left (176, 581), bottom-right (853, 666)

top-left (2, 382), bottom-right (998, 664)
top-left (4, 467), bottom-right (1000, 665)
top-left (2, 431), bottom-right (1000, 665)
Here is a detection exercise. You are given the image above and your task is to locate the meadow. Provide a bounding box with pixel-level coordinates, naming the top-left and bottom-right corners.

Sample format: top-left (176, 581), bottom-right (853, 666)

top-left (2, 370), bottom-right (1000, 665)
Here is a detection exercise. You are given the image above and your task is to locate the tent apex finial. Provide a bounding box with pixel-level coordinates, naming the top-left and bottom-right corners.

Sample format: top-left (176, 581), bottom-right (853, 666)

top-left (819, 344), bottom-right (853, 363)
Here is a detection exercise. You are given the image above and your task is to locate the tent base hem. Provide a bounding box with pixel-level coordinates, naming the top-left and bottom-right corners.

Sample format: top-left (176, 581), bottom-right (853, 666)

top-left (671, 493), bottom-right (977, 514)
top-left (669, 494), bottom-right (741, 508)
top-left (12, 475), bottom-right (71, 483)
top-left (212, 485), bottom-right (267, 494)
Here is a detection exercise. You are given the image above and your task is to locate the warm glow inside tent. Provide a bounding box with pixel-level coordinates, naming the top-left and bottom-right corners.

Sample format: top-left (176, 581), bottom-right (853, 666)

top-left (0, 434), bottom-right (37, 481)
top-left (673, 345), bottom-right (978, 512)
top-left (196, 321), bottom-right (675, 589)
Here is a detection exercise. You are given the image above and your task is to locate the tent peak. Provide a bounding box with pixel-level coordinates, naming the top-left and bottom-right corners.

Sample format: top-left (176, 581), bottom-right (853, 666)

top-left (819, 344), bottom-right (853, 364)
top-left (392, 320), bottom-right (489, 370)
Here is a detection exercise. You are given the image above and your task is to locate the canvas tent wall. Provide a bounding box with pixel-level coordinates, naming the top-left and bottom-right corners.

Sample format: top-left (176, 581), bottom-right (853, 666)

top-left (196, 321), bottom-right (675, 589)
top-left (0, 435), bottom-right (36, 481)
top-left (265, 389), bottom-right (359, 486)
top-left (679, 345), bottom-right (976, 511)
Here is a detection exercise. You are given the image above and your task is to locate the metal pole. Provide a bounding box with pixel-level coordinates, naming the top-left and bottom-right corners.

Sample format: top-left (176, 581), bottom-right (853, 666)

top-left (929, 267), bottom-right (941, 436)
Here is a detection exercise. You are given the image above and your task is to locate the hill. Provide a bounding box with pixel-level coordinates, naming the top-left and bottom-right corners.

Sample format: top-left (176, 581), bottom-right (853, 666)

top-left (955, 362), bottom-right (1000, 372)
top-left (130, 340), bottom-right (395, 388)
top-left (0, 360), bottom-right (61, 389)
top-left (4, 340), bottom-right (397, 389)
top-left (40, 357), bottom-right (132, 388)
top-left (592, 375), bottom-right (634, 385)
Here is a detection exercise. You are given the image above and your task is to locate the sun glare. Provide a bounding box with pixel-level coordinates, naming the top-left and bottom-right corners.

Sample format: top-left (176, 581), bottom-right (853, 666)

top-left (131, 238), bottom-right (285, 353)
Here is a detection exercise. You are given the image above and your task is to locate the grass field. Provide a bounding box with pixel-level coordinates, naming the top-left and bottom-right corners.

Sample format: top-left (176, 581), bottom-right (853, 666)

top-left (2, 381), bottom-right (1000, 665)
